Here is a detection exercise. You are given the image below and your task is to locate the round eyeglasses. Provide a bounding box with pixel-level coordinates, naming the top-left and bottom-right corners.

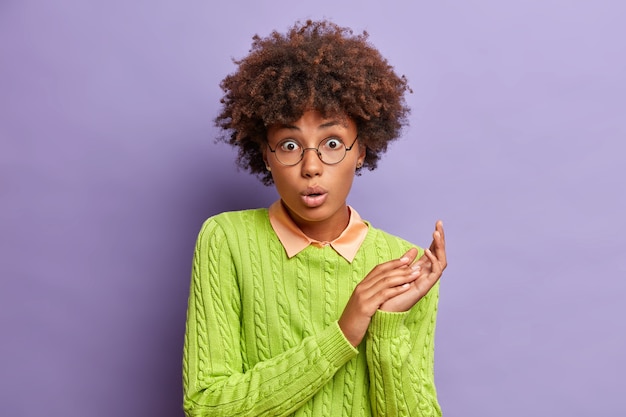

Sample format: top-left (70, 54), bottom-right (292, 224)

top-left (267, 135), bottom-right (359, 166)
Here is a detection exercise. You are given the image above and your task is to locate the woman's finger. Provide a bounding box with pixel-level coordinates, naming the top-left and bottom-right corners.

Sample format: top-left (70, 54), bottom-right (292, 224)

top-left (358, 265), bottom-right (420, 294)
top-left (360, 248), bottom-right (419, 284)
top-left (433, 231), bottom-right (447, 270)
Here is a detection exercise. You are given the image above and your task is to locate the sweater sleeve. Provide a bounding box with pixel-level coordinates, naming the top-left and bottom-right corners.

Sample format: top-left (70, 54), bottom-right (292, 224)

top-left (365, 280), bottom-right (442, 417)
top-left (182, 218), bottom-right (358, 417)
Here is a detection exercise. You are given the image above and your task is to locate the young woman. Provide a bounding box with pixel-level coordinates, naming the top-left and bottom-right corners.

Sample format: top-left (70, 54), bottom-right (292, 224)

top-left (183, 20), bottom-right (447, 417)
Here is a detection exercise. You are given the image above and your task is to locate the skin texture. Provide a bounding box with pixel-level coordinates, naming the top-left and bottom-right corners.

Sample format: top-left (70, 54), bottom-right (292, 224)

top-left (266, 110), bottom-right (447, 347)
top-left (265, 110), bottom-right (366, 242)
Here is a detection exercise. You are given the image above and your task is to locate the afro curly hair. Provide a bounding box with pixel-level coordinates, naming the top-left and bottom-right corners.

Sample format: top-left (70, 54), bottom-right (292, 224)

top-left (215, 19), bottom-right (411, 185)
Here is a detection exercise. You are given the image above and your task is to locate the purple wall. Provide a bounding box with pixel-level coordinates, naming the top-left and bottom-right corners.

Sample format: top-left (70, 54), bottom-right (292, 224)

top-left (1, 1), bottom-right (624, 416)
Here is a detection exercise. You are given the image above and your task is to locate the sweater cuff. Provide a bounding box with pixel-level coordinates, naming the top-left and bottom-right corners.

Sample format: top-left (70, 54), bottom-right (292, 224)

top-left (317, 321), bottom-right (359, 367)
top-left (368, 310), bottom-right (409, 338)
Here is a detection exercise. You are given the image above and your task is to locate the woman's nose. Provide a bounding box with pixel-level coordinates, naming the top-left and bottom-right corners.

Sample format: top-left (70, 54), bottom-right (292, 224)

top-left (300, 148), bottom-right (323, 177)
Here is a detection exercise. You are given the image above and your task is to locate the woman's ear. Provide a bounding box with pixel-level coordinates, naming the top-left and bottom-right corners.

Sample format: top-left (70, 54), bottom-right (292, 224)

top-left (262, 149), bottom-right (271, 171)
top-left (357, 142), bottom-right (366, 168)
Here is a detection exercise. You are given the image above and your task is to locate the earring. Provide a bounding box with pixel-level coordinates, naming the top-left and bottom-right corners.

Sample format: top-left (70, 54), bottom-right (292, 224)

top-left (356, 162), bottom-right (363, 169)
top-left (266, 165), bottom-right (272, 172)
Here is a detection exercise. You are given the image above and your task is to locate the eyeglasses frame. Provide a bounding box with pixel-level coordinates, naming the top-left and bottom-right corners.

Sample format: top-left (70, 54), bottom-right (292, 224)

top-left (267, 135), bottom-right (360, 166)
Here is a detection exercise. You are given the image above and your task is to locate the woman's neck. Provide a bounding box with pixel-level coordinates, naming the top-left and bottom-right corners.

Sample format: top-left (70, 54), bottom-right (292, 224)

top-left (286, 204), bottom-right (350, 243)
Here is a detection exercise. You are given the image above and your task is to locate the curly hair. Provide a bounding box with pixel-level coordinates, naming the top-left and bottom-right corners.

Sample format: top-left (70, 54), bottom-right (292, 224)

top-left (215, 19), bottom-right (411, 185)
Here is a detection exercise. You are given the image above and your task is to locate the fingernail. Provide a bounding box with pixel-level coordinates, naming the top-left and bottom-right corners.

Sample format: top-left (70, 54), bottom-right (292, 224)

top-left (401, 283), bottom-right (410, 288)
top-left (411, 264), bottom-right (421, 271)
top-left (400, 256), bottom-right (409, 262)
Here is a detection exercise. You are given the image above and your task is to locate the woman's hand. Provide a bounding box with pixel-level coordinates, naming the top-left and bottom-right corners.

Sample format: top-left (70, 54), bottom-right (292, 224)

top-left (379, 220), bottom-right (447, 312)
top-left (338, 248), bottom-right (421, 347)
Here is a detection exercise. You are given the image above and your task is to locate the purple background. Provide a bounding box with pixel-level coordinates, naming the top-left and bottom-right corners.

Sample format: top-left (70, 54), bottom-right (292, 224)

top-left (1, 1), bottom-right (625, 416)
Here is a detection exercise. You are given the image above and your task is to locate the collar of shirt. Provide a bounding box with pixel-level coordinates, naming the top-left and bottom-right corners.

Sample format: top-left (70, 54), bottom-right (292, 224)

top-left (268, 199), bottom-right (369, 263)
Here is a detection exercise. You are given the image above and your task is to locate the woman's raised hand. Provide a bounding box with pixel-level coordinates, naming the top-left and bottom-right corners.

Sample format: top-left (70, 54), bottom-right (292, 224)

top-left (379, 220), bottom-right (447, 312)
top-left (338, 247), bottom-right (421, 347)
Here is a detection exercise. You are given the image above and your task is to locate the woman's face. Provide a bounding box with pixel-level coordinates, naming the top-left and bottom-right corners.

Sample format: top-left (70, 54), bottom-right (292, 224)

top-left (265, 110), bottom-right (366, 240)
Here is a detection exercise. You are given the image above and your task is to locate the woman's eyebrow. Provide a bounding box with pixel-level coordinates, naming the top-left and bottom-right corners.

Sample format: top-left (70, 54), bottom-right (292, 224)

top-left (278, 123), bottom-right (300, 131)
top-left (275, 119), bottom-right (347, 131)
top-left (318, 120), bottom-right (346, 129)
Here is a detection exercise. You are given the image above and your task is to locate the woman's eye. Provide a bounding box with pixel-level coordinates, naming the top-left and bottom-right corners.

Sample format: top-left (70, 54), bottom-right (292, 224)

top-left (279, 140), bottom-right (300, 152)
top-left (324, 138), bottom-right (343, 150)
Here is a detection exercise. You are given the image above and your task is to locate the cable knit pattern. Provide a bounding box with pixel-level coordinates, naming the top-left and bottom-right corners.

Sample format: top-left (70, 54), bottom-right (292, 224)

top-left (271, 238), bottom-right (294, 351)
top-left (296, 254), bottom-right (314, 340)
top-left (183, 209), bottom-right (441, 416)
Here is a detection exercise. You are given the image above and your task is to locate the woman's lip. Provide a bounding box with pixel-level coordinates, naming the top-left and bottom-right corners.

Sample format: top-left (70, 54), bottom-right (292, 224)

top-left (302, 186), bottom-right (327, 196)
top-left (301, 192), bottom-right (328, 208)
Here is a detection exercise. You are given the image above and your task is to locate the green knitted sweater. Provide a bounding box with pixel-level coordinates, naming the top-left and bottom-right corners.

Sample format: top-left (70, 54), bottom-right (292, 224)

top-left (183, 209), bottom-right (441, 417)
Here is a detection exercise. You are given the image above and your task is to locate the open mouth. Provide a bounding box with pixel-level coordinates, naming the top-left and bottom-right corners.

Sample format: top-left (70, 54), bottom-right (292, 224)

top-left (302, 186), bottom-right (327, 196)
top-left (301, 187), bottom-right (328, 207)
